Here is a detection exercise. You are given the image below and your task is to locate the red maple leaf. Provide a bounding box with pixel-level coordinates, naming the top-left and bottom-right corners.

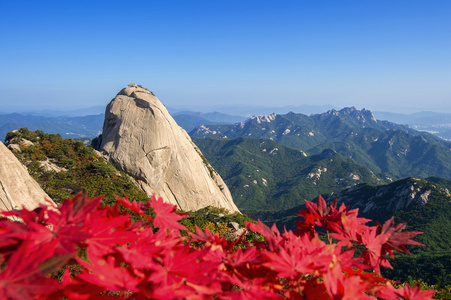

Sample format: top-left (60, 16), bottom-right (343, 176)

top-left (55, 269), bottom-right (119, 300)
top-left (377, 217), bottom-right (424, 257)
top-left (378, 282), bottom-right (435, 300)
top-left (43, 193), bottom-right (104, 255)
top-left (149, 195), bottom-right (187, 232)
top-left (323, 264), bottom-right (374, 300)
top-left (117, 228), bottom-right (179, 270)
top-left (300, 279), bottom-right (331, 300)
top-left (0, 239), bottom-right (61, 300)
top-left (297, 196), bottom-right (371, 238)
top-left (116, 195), bottom-right (154, 222)
top-left (0, 192), bottom-right (436, 299)
top-left (359, 227), bottom-right (392, 273)
top-left (77, 254), bottom-right (141, 292)
top-left (222, 275), bottom-right (282, 300)
top-left (329, 213), bottom-right (368, 248)
top-left (84, 213), bottom-right (139, 260)
top-left (248, 220), bottom-right (283, 252)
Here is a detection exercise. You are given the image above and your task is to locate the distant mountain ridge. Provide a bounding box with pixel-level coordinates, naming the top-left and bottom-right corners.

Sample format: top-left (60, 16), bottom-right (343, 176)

top-left (0, 111), bottom-right (245, 141)
top-left (172, 111), bottom-right (246, 132)
top-left (190, 107), bottom-right (417, 143)
top-left (191, 107), bottom-right (451, 179)
top-left (0, 113), bottom-right (104, 140)
top-left (8, 106), bottom-right (106, 117)
top-left (373, 111), bottom-right (451, 140)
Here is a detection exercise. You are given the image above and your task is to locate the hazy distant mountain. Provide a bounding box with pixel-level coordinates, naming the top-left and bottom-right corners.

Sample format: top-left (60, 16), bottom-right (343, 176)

top-left (168, 104), bottom-right (337, 117)
top-left (191, 107), bottom-right (451, 179)
top-left (0, 109), bottom-right (245, 141)
top-left (0, 113), bottom-right (104, 141)
top-left (373, 111), bottom-right (451, 140)
top-left (172, 111), bottom-right (247, 132)
top-left (1, 106), bottom-right (106, 117)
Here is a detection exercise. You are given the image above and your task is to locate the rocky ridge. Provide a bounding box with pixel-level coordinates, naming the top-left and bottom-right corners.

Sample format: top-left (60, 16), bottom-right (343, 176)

top-left (323, 177), bottom-right (450, 221)
top-left (94, 84), bottom-right (239, 213)
top-left (190, 107), bottom-right (451, 180)
top-left (0, 141), bottom-right (54, 212)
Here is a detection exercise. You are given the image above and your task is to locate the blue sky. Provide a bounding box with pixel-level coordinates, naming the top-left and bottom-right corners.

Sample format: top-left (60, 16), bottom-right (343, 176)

top-left (1, 1), bottom-right (450, 114)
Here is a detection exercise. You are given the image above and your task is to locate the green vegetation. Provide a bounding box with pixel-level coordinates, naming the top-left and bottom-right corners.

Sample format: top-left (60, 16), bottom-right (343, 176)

top-left (194, 136), bottom-right (390, 218)
top-left (190, 109), bottom-right (451, 180)
top-left (5, 127), bottom-right (149, 205)
top-left (384, 180), bottom-right (451, 286)
top-left (426, 176), bottom-right (451, 190)
top-left (180, 206), bottom-right (258, 241)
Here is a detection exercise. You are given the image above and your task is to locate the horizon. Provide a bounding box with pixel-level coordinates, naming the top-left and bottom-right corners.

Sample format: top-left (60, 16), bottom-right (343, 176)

top-left (3, 102), bottom-right (451, 119)
top-left (1, 1), bottom-right (450, 114)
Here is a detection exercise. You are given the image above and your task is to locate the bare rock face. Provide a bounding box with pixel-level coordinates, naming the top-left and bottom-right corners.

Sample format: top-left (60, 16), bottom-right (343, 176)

top-left (95, 84), bottom-right (239, 213)
top-left (0, 141), bottom-right (54, 212)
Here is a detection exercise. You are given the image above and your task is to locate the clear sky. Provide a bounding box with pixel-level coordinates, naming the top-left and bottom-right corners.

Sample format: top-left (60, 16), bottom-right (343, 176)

top-left (1, 1), bottom-right (450, 114)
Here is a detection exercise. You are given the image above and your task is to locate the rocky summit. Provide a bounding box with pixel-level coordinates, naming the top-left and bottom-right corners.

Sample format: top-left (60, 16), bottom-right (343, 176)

top-left (0, 141), bottom-right (54, 212)
top-left (93, 84), bottom-right (239, 213)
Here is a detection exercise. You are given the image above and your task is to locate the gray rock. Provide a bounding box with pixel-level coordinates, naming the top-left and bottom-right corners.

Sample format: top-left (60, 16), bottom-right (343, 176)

top-left (228, 221), bottom-right (240, 231)
top-left (96, 84), bottom-right (240, 213)
top-left (0, 141), bottom-right (54, 212)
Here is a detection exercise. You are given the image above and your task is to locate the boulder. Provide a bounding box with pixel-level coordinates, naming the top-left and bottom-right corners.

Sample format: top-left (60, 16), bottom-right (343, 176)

top-left (95, 84), bottom-right (239, 213)
top-left (0, 141), bottom-right (54, 212)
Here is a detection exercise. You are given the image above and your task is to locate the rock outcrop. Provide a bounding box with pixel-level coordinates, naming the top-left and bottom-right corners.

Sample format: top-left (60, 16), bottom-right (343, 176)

top-left (94, 84), bottom-right (239, 213)
top-left (0, 141), bottom-right (53, 212)
top-left (323, 177), bottom-right (448, 222)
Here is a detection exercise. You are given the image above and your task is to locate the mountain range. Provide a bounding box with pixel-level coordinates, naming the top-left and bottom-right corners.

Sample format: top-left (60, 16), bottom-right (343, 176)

top-left (171, 111), bottom-right (246, 132)
top-left (2, 106), bottom-right (451, 141)
top-left (0, 111), bottom-right (243, 141)
top-left (0, 113), bottom-right (104, 140)
top-left (374, 111), bottom-right (451, 140)
top-left (191, 107), bottom-right (451, 180)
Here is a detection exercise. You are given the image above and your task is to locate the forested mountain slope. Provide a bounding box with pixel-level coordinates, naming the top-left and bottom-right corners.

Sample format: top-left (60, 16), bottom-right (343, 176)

top-left (191, 107), bottom-right (451, 179)
top-left (330, 178), bottom-right (451, 285)
top-left (194, 137), bottom-right (391, 214)
top-left (4, 128), bottom-right (149, 205)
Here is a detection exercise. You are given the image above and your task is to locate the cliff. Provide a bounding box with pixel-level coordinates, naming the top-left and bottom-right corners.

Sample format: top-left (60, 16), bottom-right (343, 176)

top-left (0, 141), bottom-right (53, 212)
top-left (94, 84), bottom-right (239, 213)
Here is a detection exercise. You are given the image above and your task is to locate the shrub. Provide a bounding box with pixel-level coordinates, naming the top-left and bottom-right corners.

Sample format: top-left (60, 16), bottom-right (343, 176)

top-left (0, 194), bottom-right (436, 299)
